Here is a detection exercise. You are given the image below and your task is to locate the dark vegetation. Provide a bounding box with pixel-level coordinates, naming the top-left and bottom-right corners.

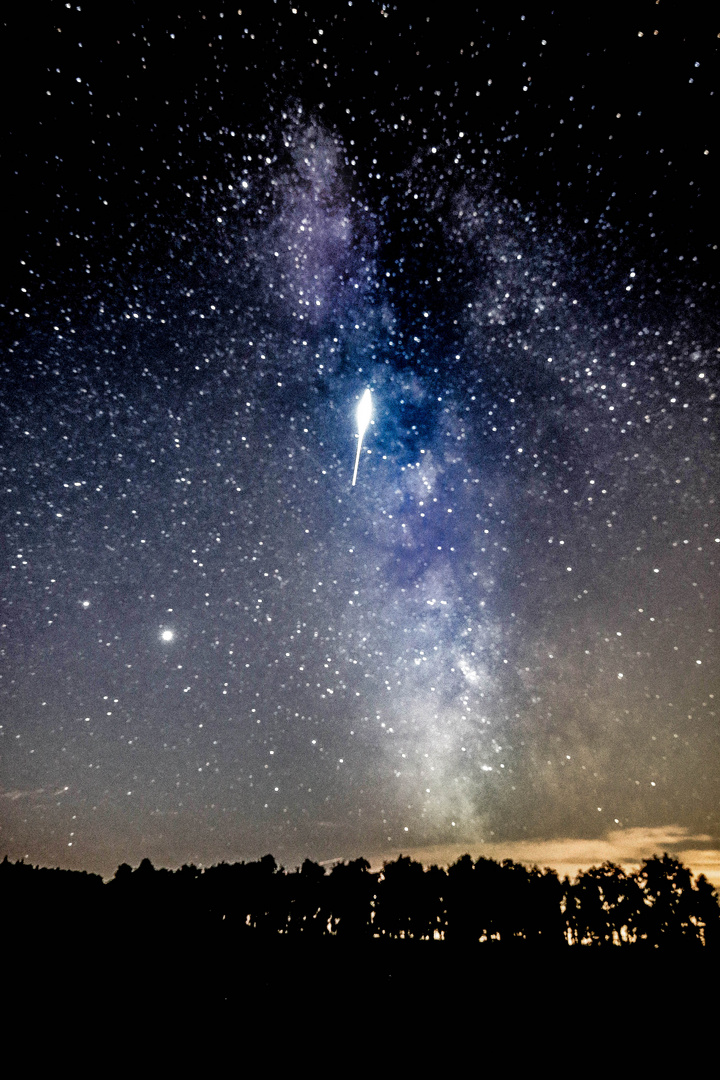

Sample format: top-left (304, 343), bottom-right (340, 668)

top-left (3, 850), bottom-right (718, 948)
top-left (5, 850), bottom-right (718, 1030)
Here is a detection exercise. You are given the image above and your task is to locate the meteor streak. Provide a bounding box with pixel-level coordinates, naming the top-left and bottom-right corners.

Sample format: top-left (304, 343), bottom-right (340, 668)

top-left (352, 389), bottom-right (372, 487)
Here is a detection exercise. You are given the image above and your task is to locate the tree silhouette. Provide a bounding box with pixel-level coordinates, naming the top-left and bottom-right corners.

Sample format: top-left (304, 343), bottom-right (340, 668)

top-left (2, 849), bottom-right (718, 950)
top-left (636, 853), bottom-right (702, 946)
top-left (423, 865), bottom-right (448, 941)
top-left (328, 857), bottom-right (374, 939)
top-left (218, 854), bottom-right (283, 935)
top-left (565, 862), bottom-right (646, 945)
top-left (692, 874), bottom-right (720, 947)
top-left (524, 866), bottom-right (565, 946)
top-left (470, 856), bottom-right (506, 941)
top-left (285, 858), bottom-right (329, 937)
top-left (375, 855), bottom-right (441, 940)
top-left (445, 853), bottom-right (479, 944)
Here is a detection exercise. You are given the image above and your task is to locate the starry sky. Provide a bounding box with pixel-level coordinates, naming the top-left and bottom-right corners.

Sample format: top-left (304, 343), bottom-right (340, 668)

top-left (2, 3), bottom-right (719, 883)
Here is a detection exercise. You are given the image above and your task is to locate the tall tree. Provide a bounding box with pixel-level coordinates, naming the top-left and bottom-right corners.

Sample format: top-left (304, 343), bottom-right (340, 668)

top-left (328, 858), bottom-right (374, 939)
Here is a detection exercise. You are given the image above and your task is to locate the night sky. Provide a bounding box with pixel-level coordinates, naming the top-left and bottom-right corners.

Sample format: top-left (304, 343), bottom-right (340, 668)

top-left (2, 3), bottom-right (719, 883)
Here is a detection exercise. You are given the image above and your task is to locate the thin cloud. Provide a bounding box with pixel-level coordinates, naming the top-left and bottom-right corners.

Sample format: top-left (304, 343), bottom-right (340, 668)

top-left (370, 825), bottom-right (720, 888)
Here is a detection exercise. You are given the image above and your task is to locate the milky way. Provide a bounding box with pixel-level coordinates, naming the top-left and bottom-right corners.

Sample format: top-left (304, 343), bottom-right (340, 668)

top-left (2, 5), bottom-right (718, 879)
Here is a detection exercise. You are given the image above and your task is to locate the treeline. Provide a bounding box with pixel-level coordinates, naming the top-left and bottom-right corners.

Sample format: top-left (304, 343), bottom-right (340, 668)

top-left (2, 851), bottom-right (718, 947)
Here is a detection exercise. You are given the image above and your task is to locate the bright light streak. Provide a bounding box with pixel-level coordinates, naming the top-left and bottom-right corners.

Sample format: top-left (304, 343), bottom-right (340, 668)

top-left (352, 389), bottom-right (372, 487)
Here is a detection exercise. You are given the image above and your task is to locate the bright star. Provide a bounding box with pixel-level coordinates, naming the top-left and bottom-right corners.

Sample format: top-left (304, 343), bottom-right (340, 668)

top-left (160, 629), bottom-right (174, 642)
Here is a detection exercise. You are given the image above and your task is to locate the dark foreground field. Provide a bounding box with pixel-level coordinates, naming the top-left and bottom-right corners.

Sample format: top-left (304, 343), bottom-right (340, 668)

top-left (10, 928), bottom-right (716, 1027)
